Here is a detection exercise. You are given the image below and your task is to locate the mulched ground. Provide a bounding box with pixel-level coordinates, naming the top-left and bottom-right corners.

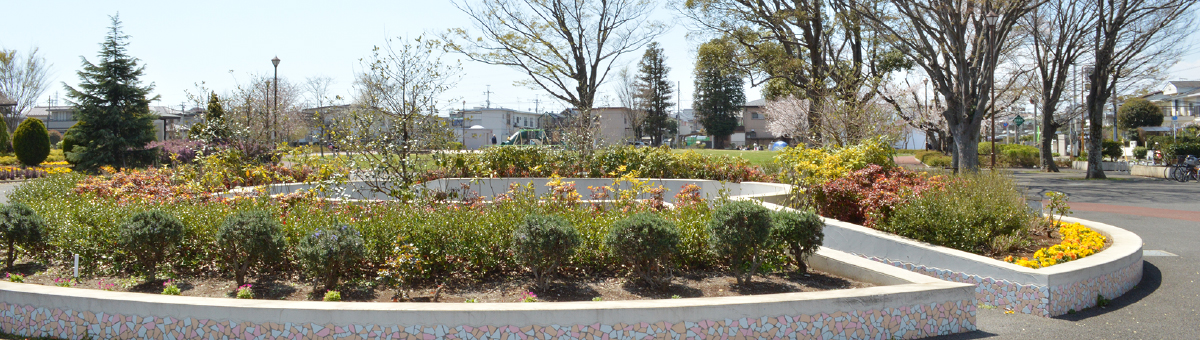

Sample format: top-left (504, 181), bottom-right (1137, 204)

top-left (6, 262), bottom-right (872, 303)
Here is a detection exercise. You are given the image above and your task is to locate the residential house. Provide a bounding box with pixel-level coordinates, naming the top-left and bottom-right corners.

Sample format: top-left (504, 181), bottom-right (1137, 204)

top-left (1143, 80), bottom-right (1199, 127)
top-left (25, 106), bottom-right (185, 140)
top-left (594, 107), bottom-right (639, 146)
top-left (741, 99), bottom-right (776, 147)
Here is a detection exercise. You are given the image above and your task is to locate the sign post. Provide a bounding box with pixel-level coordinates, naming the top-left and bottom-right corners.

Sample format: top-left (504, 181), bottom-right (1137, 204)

top-left (1013, 116), bottom-right (1025, 145)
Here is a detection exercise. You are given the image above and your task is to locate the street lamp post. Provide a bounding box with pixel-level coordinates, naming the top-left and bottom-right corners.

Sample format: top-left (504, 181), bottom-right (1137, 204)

top-left (271, 56), bottom-right (281, 144)
top-left (986, 11), bottom-right (999, 170)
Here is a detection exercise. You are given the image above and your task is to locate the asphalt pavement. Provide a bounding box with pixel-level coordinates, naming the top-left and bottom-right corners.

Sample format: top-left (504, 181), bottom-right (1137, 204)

top-left (933, 169), bottom-right (1200, 339)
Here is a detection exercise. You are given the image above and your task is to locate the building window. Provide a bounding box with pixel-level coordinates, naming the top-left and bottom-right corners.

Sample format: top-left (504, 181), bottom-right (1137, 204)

top-left (751, 112), bottom-right (763, 120)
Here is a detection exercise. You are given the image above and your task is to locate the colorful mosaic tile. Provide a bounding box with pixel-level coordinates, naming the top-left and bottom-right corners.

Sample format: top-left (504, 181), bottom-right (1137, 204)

top-left (1050, 260), bottom-right (1143, 315)
top-left (0, 299), bottom-right (976, 340)
top-left (860, 255), bottom-right (1142, 317)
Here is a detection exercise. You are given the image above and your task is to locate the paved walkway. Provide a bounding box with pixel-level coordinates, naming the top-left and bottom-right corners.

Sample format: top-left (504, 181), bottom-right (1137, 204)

top-left (934, 170), bottom-right (1200, 339)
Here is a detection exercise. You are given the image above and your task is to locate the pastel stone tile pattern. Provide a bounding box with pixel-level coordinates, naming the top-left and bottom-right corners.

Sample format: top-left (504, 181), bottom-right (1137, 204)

top-left (0, 300), bottom-right (974, 340)
top-left (862, 255), bottom-right (1142, 317)
top-left (1049, 259), bottom-right (1143, 315)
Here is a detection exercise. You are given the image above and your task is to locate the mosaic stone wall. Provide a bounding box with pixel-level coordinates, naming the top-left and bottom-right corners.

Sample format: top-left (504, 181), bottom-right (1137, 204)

top-left (0, 299), bottom-right (975, 340)
top-left (1049, 260), bottom-right (1143, 315)
top-left (862, 255), bottom-right (1143, 317)
top-left (861, 256), bottom-right (1052, 317)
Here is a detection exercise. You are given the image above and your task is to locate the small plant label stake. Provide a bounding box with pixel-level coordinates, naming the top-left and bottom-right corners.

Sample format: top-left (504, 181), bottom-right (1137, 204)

top-left (73, 254), bottom-right (79, 279)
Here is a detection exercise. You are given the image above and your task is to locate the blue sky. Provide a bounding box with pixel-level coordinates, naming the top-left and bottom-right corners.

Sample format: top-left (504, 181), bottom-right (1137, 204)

top-left (3, 1), bottom-right (1198, 114)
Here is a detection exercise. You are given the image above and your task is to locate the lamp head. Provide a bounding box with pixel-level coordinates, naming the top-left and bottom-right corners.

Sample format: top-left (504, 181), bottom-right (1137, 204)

top-left (985, 12), bottom-right (999, 26)
top-left (271, 56), bottom-right (281, 67)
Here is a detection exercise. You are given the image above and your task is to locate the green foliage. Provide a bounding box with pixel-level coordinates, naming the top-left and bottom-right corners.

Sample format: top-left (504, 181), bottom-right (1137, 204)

top-left (707, 200), bottom-right (772, 285)
top-left (297, 225), bottom-right (364, 291)
top-left (47, 130), bottom-right (62, 149)
top-left (197, 92), bottom-right (230, 143)
top-left (774, 136), bottom-right (896, 204)
top-left (1102, 140), bottom-right (1122, 161)
top-left (0, 119), bottom-right (9, 153)
top-left (1134, 146), bottom-right (1148, 159)
top-left (693, 37), bottom-right (744, 148)
top-left (440, 145), bottom-right (770, 182)
top-left (636, 42), bottom-right (673, 146)
top-left (216, 210), bottom-right (285, 287)
top-left (1165, 143), bottom-right (1200, 163)
top-left (976, 143), bottom-right (1039, 167)
top-left (0, 203), bottom-right (46, 268)
top-left (63, 15), bottom-right (158, 171)
top-left (877, 172), bottom-right (1034, 255)
top-left (12, 118), bottom-right (50, 166)
top-left (323, 290), bottom-right (341, 301)
top-left (925, 154), bottom-right (952, 167)
top-left (161, 279), bottom-right (180, 295)
top-left (513, 214), bottom-right (580, 287)
top-left (1117, 98), bottom-right (1163, 130)
top-left (770, 209), bottom-right (824, 273)
top-left (605, 212), bottom-right (680, 286)
top-left (118, 210), bottom-right (185, 280)
top-left (61, 123), bottom-right (80, 155)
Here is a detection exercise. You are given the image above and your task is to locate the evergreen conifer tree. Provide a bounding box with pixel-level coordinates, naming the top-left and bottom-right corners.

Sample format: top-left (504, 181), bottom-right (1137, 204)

top-left (201, 92), bottom-right (230, 143)
top-left (635, 42), bottom-right (674, 146)
top-left (693, 38), bottom-right (744, 149)
top-left (64, 14), bottom-right (158, 171)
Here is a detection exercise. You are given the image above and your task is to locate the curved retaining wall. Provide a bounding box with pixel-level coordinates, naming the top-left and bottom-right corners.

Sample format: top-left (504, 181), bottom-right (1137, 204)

top-left (791, 204), bottom-right (1143, 318)
top-left (228, 178), bottom-right (793, 205)
top-left (0, 248), bottom-right (974, 340)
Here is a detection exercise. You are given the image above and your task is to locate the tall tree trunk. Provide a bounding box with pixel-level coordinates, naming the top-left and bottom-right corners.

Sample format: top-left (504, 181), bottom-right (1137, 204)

top-left (1040, 107), bottom-right (1061, 172)
top-left (952, 123), bottom-right (980, 172)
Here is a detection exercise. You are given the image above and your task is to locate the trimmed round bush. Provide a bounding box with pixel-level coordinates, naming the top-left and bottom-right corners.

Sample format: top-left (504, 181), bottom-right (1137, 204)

top-left (1117, 98), bottom-right (1163, 130)
top-left (297, 225), bottom-right (364, 291)
top-left (62, 122), bottom-right (81, 154)
top-left (770, 209), bottom-right (824, 273)
top-left (216, 210), bottom-right (285, 287)
top-left (12, 118), bottom-right (50, 166)
top-left (118, 210), bottom-right (185, 280)
top-left (707, 200), bottom-right (773, 285)
top-left (512, 214), bottom-right (580, 287)
top-left (0, 203), bottom-right (46, 268)
top-left (1102, 140), bottom-right (1122, 161)
top-left (605, 212), bottom-right (680, 287)
top-left (47, 130), bottom-right (62, 148)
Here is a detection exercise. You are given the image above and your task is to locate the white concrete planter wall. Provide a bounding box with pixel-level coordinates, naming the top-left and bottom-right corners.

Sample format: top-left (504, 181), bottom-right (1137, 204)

top-left (1072, 161), bottom-right (1130, 172)
top-left (1130, 165), bottom-right (1170, 178)
top-left (227, 179), bottom-right (794, 205)
top-left (0, 248), bottom-right (975, 340)
top-left (790, 203), bottom-right (1143, 318)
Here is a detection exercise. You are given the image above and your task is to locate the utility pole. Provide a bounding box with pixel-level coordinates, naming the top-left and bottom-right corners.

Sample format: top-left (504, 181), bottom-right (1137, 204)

top-left (484, 85), bottom-right (493, 108)
top-left (533, 95), bottom-right (540, 114)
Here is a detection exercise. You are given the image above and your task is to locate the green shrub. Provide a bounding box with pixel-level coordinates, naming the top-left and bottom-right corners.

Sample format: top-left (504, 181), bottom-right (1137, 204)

top-left (925, 154), bottom-right (952, 167)
top-left (216, 210), bottom-right (286, 287)
top-left (0, 203), bottom-right (46, 268)
top-left (605, 212), bottom-right (680, 287)
top-left (1117, 98), bottom-right (1163, 130)
top-left (1134, 147), bottom-right (1148, 159)
top-left (62, 122), bottom-right (81, 155)
top-left (323, 290), bottom-right (341, 301)
top-left (47, 130), bottom-right (63, 149)
top-left (161, 279), bottom-right (181, 295)
top-left (512, 214), bottom-right (580, 287)
top-left (298, 225), bottom-right (364, 291)
top-left (877, 172), bottom-right (1033, 255)
top-left (1165, 143), bottom-right (1200, 163)
top-left (707, 200), bottom-right (773, 285)
top-left (770, 209), bottom-right (824, 273)
top-left (12, 118), bottom-right (50, 166)
top-left (1102, 140), bottom-right (1122, 161)
top-left (118, 210), bottom-right (185, 280)
top-left (914, 150), bottom-right (943, 163)
top-left (977, 143), bottom-right (1039, 167)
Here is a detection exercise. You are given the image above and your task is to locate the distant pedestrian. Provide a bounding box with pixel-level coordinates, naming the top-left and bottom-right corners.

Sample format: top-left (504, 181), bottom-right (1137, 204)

top-left (491, 135), bottom-right (497, 145)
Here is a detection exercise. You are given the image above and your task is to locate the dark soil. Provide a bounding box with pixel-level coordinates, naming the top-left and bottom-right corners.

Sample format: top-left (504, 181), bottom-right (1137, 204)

top-left (5, 262), bottom-right (872, 303)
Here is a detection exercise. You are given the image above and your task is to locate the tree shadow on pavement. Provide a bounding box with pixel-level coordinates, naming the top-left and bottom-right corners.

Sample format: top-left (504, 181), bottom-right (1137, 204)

top-left (1053, 261), bottom-right (1161, 321)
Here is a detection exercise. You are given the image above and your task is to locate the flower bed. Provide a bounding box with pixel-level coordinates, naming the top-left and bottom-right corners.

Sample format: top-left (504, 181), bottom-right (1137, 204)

top-left (1006, 222), bottom-right (1107, 269)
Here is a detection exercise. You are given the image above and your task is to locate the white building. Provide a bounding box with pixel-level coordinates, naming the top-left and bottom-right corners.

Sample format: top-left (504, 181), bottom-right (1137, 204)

top-left (450, 107), bottom-right (544, 145)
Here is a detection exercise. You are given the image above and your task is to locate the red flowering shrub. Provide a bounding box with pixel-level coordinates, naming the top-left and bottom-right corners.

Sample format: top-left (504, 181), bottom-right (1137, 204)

top-left (813, 165), bottom-right (940, 227)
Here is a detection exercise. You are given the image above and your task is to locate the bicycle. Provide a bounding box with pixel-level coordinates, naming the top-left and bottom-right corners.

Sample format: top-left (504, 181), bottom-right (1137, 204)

top-left (1170, 155), bottom-right (1199, 182)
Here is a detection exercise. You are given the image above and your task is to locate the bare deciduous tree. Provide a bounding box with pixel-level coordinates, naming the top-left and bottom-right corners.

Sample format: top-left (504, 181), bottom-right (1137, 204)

top-left (763, 95), bottom-right (810, 144)
top-left (335, 36), bottom-right (461, 198)
top-left (858, 0), bottom-right (1040, 172)
top-left (443, 0), bottom-right (666, 152)
top-left (0, 48), bottom-right (51, 130)
top-left (1025, 0), bottom-right (1095, 172)
top-left (1082, 0), bottom-right (1194, 179)
top-left (614, 66), bottom-right (647, 141)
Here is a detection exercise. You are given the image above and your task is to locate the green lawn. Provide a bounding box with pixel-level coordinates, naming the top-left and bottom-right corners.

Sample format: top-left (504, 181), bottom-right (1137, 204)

top-left (674, 149), bottom-right (778, 167)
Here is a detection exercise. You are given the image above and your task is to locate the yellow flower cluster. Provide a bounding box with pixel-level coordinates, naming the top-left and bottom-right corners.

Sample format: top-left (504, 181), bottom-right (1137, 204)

top-left (774, 136), bottom-right (896, 189)
top-left (1005, 222), bottom-right (1106, 269)
top-left (0, 165), bottom-right (72, 175)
